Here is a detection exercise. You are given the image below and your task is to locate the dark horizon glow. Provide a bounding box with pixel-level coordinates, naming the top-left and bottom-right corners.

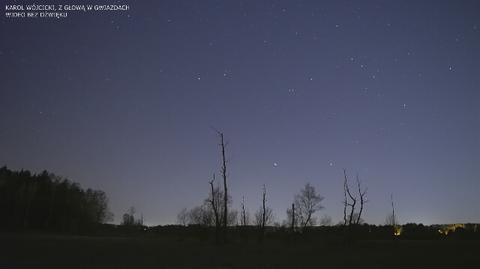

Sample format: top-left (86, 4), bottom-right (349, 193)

top-left (1, 0), bottom-right (479, 226)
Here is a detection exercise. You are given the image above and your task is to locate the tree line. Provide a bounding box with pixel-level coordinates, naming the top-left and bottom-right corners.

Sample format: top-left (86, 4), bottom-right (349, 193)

top-left (176, 131), bottom-right (338, 242)
top-left (175, 131), bottom-right (438, 243)
top-left (0, 166), bottom-right (112, 231)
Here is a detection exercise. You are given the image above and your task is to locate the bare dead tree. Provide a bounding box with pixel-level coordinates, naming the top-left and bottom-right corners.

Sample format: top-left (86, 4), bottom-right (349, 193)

top-left (343, 170), bottom-right (348, 226)
top-left (291, 203), bottom-right (295, 232)
top-left (241, 196), bottom-right (248, 226)
top-left (391, 194), bottom-right (396, 227)
top-left (214, 130), bottom-right (229, 242)
top-left (344, 171), bottom-right (357, 226)
top-left (209, 129), bottom-right (229, 232)
top-left (176, 208), bottom-right (189, 225)
top-left (255, 184), bottom-right (273, 240)
top-left (343, 170), bottom-right (368, 226)
top-left (261, 184), bottom-right (266, 232)
top-left (342, 170), bottom-right (368, 244)
top-left (208, 174), bottom-right (221, 242)
top-left (355, 174), bottom-right (367, 225)
top-left (208, 174), bottom-right (220, 226)
top-left (387, 194), bottom-right (402, 238)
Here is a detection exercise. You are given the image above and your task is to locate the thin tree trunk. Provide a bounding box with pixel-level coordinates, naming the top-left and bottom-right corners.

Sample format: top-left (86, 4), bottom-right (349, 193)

top-left (291, 203), bottom-right (295, 232)
top-left (261, 184), bottom-right (266, 240)
top-left (262, 185), bottom-right (266, 230)
top-left (343, 170), bottom-right (348, 226)
top-left (209, 175), bottom-right (220, 243)
top-left (355, 174), bottom-right (366, 225)
top-left (219, 132), bottom-right (228, 243)
top-left (241, 196), bottom-right (247, 226)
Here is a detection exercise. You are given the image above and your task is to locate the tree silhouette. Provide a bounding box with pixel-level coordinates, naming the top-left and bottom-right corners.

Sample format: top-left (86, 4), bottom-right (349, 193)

top-left (293, 183), bottom-right (324, 229)
top-left (342, 170), bottom-right (367, 226)
top-left (121, 207), bottom-right (137, 226)
top-left (0, 166), bottom-right (112, 231)
top-left (255, 184), bottom-right (273, 240)
top-left (208, 174), bottom-right (222, 242)
top-left (386, 194), bottom-right (401, 237)
top-left (240, 196), bottom-right (249, 226)
top-left (217, 131), bottom-right (229, 242)
top-left (176, 208), bottom-right (189, 226)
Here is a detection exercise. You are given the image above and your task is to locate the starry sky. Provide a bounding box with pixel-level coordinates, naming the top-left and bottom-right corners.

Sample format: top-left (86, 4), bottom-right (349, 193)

top-left (1, 0), bottom-right (479, 225)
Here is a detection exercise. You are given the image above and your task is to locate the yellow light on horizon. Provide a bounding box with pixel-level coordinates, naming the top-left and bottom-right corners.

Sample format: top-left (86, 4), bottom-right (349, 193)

top-left (393, 226), bottom-right (402, 236)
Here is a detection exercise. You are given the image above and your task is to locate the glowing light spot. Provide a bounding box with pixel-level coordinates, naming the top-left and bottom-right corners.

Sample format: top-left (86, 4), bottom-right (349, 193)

top-left (393, 225), bottom-right (402, 236)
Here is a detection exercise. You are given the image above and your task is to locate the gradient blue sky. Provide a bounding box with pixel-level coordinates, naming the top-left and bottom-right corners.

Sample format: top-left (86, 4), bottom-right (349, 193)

top-left (1, 0), bottom-right (479, 225)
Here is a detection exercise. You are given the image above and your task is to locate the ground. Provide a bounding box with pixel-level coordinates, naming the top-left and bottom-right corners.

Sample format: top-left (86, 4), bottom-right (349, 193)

top-left (1, 233), bottom-right (479, 268)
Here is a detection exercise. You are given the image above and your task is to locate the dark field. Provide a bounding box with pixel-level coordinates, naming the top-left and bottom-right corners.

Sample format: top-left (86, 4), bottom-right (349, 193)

top-left (1, 233), bottom-right (479, 269)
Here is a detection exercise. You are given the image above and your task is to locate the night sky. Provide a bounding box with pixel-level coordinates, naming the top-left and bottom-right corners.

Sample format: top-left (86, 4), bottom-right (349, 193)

top-left (1, 0), bottom-right (479, 225)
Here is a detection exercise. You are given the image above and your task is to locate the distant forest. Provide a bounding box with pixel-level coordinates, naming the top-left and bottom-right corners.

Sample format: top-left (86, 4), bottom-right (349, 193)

top-left (0, 166), bottom-right (112, 231)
